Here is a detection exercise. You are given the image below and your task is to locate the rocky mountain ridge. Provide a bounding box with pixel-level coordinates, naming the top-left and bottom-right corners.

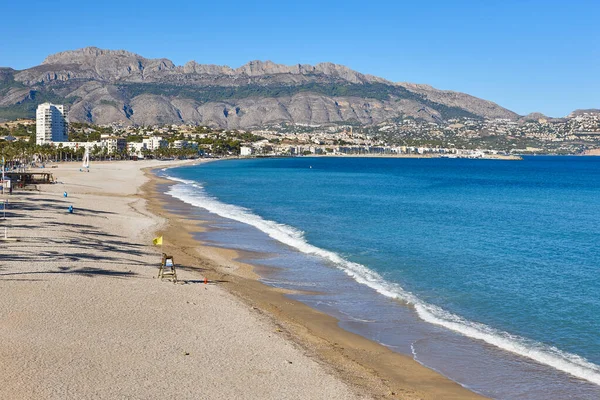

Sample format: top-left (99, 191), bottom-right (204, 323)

top-left (568, 109), bottom-right (600, 117)
top-left (18, 47), bottom-right (386, 86)
top-left (0, 47), bottom-right (520, 127)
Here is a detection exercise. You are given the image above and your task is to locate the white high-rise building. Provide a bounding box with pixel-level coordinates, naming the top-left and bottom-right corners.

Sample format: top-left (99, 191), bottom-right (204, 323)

top-left (36, 103), bottom-right (68, 145)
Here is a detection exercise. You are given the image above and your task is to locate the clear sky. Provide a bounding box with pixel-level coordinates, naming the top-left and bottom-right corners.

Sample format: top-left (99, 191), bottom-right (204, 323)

top-left (1, 0), bottom-right (598, 117)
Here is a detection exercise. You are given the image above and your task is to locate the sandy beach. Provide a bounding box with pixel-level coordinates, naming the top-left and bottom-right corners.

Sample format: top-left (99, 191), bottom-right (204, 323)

top-left (0, 160), bottom-right (484, 399)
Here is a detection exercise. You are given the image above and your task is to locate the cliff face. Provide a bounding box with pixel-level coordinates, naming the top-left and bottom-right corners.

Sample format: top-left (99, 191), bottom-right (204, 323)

top-left (0, 47), bottom-right (520, 126)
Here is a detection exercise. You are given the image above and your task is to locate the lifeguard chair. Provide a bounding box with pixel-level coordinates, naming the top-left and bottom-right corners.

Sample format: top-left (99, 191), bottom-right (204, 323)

top-left (158, 253), bottom-right (178, 283)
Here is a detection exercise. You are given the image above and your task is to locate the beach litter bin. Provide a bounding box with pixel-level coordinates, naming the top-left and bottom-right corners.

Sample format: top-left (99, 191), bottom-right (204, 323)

top-left (68, 205), bottom-right (73, 214)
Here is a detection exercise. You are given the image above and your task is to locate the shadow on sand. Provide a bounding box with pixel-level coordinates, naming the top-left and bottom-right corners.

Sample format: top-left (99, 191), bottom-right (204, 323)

top-left (0, 266), bottom-right (137, 280)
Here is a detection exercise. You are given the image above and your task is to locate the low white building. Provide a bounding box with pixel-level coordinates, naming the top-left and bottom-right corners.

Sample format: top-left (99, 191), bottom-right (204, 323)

top-left (171, 140), bottom-right (186, 149)
top-left (143, 136), bottom-right (168, 151)
top-left (59, 141), bottom-right (98, 151)
top-left (128, 142), bottom-right (148, 157)
top-left (240, 146), bottom-right (253, 156)
top-left (101, 137), bottom-right (127, 153)
top-left (59, 139), bottom-right (125, 155)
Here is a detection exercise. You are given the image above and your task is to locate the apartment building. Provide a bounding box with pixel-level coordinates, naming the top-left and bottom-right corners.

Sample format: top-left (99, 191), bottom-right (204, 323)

top-left (36, 103), bottom-right (68, 145)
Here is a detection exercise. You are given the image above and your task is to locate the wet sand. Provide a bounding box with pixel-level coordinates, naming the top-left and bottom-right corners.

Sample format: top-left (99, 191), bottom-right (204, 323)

top-left (143, 162), bottom-right (486, 399)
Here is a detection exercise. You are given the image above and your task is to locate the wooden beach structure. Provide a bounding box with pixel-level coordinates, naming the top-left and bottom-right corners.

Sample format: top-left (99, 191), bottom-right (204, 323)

top-left (4, 172), bottom-right (55, 187)
top-left (158, 253), bottom-right (178, 283)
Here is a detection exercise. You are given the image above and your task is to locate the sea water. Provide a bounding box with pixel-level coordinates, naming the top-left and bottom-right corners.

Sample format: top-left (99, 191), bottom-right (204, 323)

top-left (160, 157), bottom-right (600, 399)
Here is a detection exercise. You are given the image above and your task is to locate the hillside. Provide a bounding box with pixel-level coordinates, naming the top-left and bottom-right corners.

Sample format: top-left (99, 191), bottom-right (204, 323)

top-left (0, 47), bottom-right (519, 127)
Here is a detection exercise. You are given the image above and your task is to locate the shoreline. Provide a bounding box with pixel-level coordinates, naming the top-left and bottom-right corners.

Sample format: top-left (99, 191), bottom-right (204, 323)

top-left (144, 165), bottom-right (486, 398)
top-left (0, 160), bottom-right (365, 399)
top-left (301, 153), bottom-right (523, 160)
top-left (241, 153), bottom-right (522, 160)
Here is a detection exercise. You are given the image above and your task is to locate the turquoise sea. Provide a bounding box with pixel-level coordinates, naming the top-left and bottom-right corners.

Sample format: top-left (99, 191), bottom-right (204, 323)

top-left (160, 156), bottom-right (600, 399)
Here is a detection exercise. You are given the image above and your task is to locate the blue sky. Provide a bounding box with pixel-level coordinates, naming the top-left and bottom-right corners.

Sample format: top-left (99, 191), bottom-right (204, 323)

top-left (1, 0), bottom-right (598, 117)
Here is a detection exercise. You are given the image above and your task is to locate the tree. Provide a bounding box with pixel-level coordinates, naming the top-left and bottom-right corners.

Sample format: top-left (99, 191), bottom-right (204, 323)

top-left (92, 144), bottom-right (100, 160)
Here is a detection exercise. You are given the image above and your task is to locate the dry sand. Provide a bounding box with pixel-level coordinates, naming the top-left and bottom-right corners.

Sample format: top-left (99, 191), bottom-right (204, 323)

top-left (0, 160), bottom-right (485, 399)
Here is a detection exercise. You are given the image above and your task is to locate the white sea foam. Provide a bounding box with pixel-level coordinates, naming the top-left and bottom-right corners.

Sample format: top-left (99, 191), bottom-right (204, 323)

top-left (164, 176), bottom-right (600, 386)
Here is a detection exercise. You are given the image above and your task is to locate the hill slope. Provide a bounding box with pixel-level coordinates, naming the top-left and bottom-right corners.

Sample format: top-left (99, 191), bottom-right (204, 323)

top-left (0, 47), bottom-right (519, 127)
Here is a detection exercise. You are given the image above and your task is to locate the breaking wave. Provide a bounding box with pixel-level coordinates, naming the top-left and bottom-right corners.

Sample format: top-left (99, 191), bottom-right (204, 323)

top-left (165, 175), bottom-right (600, 386)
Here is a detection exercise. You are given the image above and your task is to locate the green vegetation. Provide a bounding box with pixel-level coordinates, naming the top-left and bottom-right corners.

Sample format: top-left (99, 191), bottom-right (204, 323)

top-left (0, 89), bottom-right (78, 121)
top-left (236, 132), bottom-right (265, 142)
top-left (0, 123), bottom-right (32, 137)
top-left (99, 99), bottom-right (119, 107)
top-left (117, 82), bottom-right (480, 121)
top-left (0, 70), bottom-right (26, 96)
top-left (119, 82), bottom-right (406, 103)
top-left (69, 131), bottom-right (101, 142)
top-left (68, 122), bottom-right (113, 142)
top-left (125, 135), bottom-right (144, 143)
top-left (196, 136), bottom-right (241, 155)
top-left (0, 138), bottom-right (83, 166)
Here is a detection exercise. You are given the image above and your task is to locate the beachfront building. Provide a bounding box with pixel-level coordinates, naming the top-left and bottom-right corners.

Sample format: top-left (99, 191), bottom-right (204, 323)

top-left (60, 138), bottom-right (125, 156)
top-left (59, 141), bottom-right (95, 155)
top-left (171, 140), bottom-right (188, 149)
top-left (101, 137), bottom-right (127, 154)
top-left (142, 136), bottom-right (168, 151)
top-left (127, 142), bottom-right (147, 158)
top-left (240, 146), bottom-right (253, 156)
top-left (36, 103), bottom-right (68, 145)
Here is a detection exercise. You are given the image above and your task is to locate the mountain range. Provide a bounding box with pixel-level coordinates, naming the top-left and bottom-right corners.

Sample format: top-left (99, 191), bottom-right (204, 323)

top-left (0, 47), bottom-right (530, 128)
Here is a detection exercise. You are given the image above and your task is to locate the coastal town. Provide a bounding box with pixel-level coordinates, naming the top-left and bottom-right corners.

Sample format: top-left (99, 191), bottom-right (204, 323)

top-left (0, 103), bottom-right (599, 162)
top-left (3, 0), bottom-right (600, 397)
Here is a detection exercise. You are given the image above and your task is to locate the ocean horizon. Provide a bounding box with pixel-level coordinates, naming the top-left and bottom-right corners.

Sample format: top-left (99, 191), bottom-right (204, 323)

top-left (160, 156), bottom-right (600, 399)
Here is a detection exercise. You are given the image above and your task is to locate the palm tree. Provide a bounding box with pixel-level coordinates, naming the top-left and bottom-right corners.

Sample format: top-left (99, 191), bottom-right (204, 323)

top-left (75, 146), bottom-right (85, 162)
top-left (92, 144), bottom-right (100, 161)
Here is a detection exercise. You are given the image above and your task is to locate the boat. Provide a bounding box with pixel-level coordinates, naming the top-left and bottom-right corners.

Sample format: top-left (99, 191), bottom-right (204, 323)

top-left (82, 147), bottom-right (90, 171)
